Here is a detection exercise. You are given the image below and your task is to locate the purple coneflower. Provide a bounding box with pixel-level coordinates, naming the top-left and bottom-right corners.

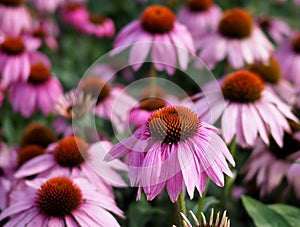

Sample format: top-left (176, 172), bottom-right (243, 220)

top-left (29, 0), bottom-right (65, 13)
top-left (9, 52), bottom-right (63, 117)
top-left (197, 8), bottom-right (273, 69)
top-left (105, 106), bottom-right (235, 202)
top-left (0, 36), bottom-right (41, 86)
top-left (276, 32), bottom-right (300, 86)
top-left (78, 14), bottom-right (115, 38)
top-left (113, 5), bottom-right (195, 75)
top-left (247, 56), bottom-right (296, 105)
top-left (194, 70), bottom-right (297, 148)
top-left (15, 136), bottom-right (128, 196)
top-left (257, 15), bottom-right (291, 44)
top-left (242, 131), bottom-right (300, 199)
top-left (0, 0), bottom-right (31, 36)
top-left (177, 0), bottom-right (222, 38)
top-left (0, 176), bottom-right (123, 226)
top-left (79, 76), bottom-right (136, 134)
top-left (61, 2), bottom-right (89, 30)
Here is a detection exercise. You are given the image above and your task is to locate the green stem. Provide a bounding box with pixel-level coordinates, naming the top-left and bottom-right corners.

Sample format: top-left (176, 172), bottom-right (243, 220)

top-left (197, 179), bottom-right (209, 220)
top-left (176, 191), bottom-right (186, 227)
top-left (221, 138), bottom-right (237, 209)
top-left (148, 64), bottom-right (157, 97)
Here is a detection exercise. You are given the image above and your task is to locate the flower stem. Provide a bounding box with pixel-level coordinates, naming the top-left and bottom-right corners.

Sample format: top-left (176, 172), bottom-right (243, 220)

top-left (149, 64), bottom-right (157, 97)
top-left (196, 179), bottom-right (209, 220)
top-left (221, 138), bottom-right (237, 209)
top-left (175, 191), bottom-right (187, 227)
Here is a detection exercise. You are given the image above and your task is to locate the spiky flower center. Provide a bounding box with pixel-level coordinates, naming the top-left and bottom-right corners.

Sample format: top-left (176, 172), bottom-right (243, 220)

top-left (186, 0), bottom-right (213, 12)
top-left (33, 28), bottom-right (46, 38)
top-left (18, 145), bottom-right (45, 167)
top-left (1, 37), bottom-right (25, 55)
top-left (258, 16), bottom-right (271, 30)
top-left (221, 70), bottom-right (264, 103)
top-left (28, 64), bottom-right (51, 84)
top-left (36, 177), bottom-right (82, 217)
top-left (0, 0), bottom-right (25, 7)
top-left (20, 123), bottom-right (57, 148)
top-left (89, 14), bottom-right (106, 25)
top-left (218, 8), bottom-right (253, 39)
top-left (269, 132), bottom-right (300, 159)
top-left (65, 2), bottom-right (82, 11)
top-left (147, 106), bottom-right (199, 144)
top-left (292, 33), bottom-right (300, 53)
top-left (53, 136), bottom-right (88, 167)
top-left (79, 77), bottom-right (110, 104)
top-left (140, 97), bottom-right (166, 111)
top-left (248, 57), bottom-right (281, 84)
top-left (141, 5), bottom-right (175, 34)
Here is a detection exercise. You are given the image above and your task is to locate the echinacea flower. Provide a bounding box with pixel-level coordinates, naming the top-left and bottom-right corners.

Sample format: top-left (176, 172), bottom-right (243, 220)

top-left (113, 5), bottom-right (195, 75)
top-left (176, 209), bottom-right (230, 227)
top-left (0, 0), bottom-right (31, 36)
top-left (242, 131), bottom-right (300, 198)
top-left (20, 122), bottom-right (58, 148)
top-left (0, 142), bottom-right (18, 210)
top-left (9, 52), bottom-right (63, 117)
top-left (0, 176), bottom-right (123, 226)
top-left (177, 0), bottom-right (222, 38)
top-left (60, 2), bottom-right (89, 29)
top-left (79, 76), bottom-right (136, 133)
top-left (53, 90), bottom-right (96, 136)
top-left (247, 56), bottom-right (296, 105)
top-left (197, 8), bottom-right (273, 69)
top-left (31, 17), bottom-right (60, 50)
top-left (257, 16), bottom-right (291, 44)
top-left (105, 106), bottom-right (235, 202)
top-left (78, 14), bottom-right (115, 38)
top-left (0, 36), bottom-right (41, 86)
top-left (194, 70), bottom-right (297, 148)
top-left (275, 32), bottom-right (300, 86)
top-left (15, 136), bottom-right (128, 196)
top-left (29, 0), bottom-right (65, 13)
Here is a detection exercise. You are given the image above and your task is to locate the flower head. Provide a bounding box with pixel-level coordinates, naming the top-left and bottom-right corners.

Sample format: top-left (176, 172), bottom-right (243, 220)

top-left (197, 8), bottom-right (273, 69)
top-left (105, 106), bottom-right (235, 202)
top-left (113, 5), bottom-right (195, 75)
top-left (194, 70), bottom-right (298, 148)
top-left (177, 0), bottom-right (222, 38)
top-left (0, 176), bottom-right (123, 226)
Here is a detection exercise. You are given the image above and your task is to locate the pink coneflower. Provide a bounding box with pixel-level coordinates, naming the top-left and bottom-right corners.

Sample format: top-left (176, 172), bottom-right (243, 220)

top-left (0, 142), bottom-right (17, 210)
top-left (0, 176), bottom-right (123, 226)
top-left (113, 5), bottom-right (195, 75)
top-left (9, 53), bottom-right (63, 117)
top-left (79, 76), bottom-right (136, 134)
top-left (247, 56), bottom-right (296, 105)
top-left (20, 122), bottom-right (58, 148)
top-left (31, 17), bottom-right (60, 50)
top-left (275, 32), bottom-right (300, 86)
top-left (29, 0), bottom-right (65, 13)
top-left (15, 136), bottom-right (128, 196)
top-left (78, 14), bottom-right (115, 38)
top-left (60, 2), bottom-right (89, 30)
top-left (194, 70), bottom-right (297, 148)
top-left (105, 106), bottom-right (235, 202)
top-left (197, 8), bottom-right (273, 69)
top-left (0, 0), bottom-right (31, 36)
top-left (242, 131), bottom-right (300, 198)
top-left (257, 16), bottom-right (291, 44)
top-left (53, 90), bottom-right (96, 136)
top-left (177, 0), bottom-right (222, 38)
top-left (0, 36), bottom-right (41, 86)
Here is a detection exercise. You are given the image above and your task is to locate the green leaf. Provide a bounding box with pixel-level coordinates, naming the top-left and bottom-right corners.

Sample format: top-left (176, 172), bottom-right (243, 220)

top-left (269, 204), bottom-right (300, 227)
top-left (241, 196), bottom-right (293, 227)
